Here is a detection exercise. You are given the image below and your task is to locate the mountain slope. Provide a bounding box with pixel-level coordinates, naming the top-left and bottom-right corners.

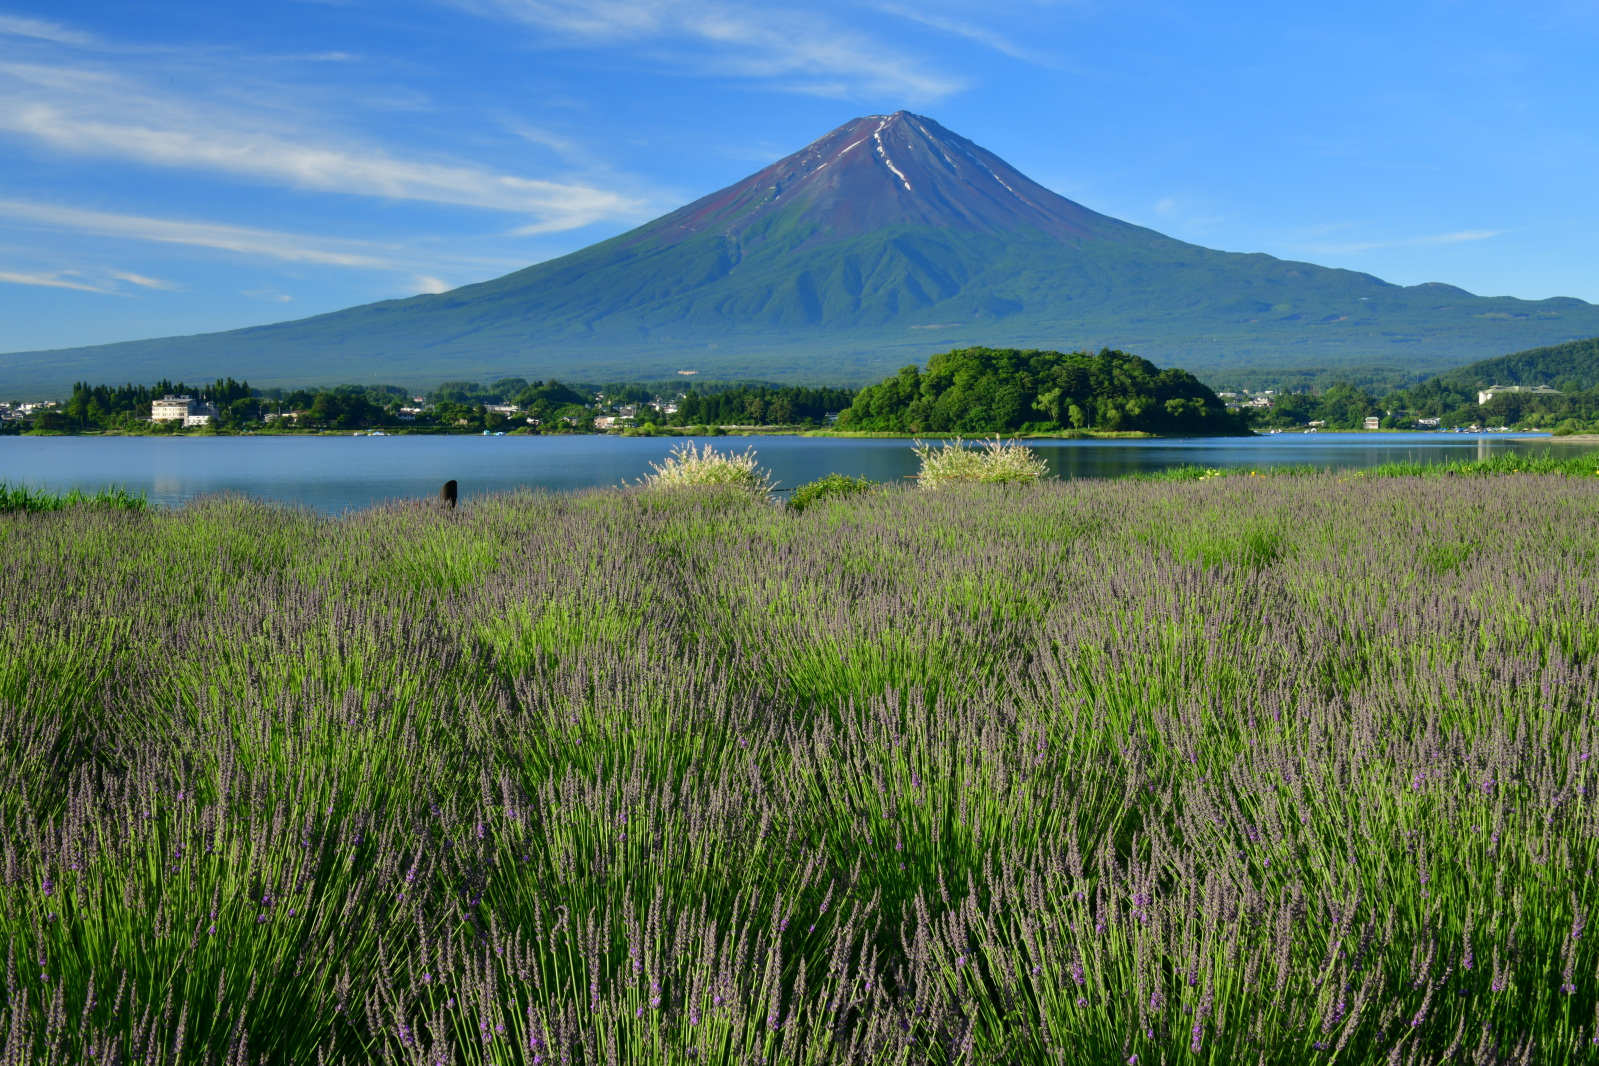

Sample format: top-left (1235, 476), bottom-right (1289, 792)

top-left (5, 111), bottom-right (1598, 392)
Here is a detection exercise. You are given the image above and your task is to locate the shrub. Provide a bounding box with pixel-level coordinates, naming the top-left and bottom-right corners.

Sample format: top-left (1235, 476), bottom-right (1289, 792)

top-left (911, 435), bottom-right (1049, 487)
top-left (636, 440), bottom-right (775, 497)
top-left (1552, 418), bottom-right (1596, 437)
top-left (788, 473), bottom-right (874, 513)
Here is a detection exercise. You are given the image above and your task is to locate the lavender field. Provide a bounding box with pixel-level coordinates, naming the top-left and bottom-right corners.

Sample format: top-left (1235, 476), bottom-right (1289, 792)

top-left (2, 475), bottom-right (1598, 1064)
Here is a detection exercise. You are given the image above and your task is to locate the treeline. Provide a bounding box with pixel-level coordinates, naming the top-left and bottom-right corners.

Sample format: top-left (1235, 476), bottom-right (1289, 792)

top-left (1254, 378), bottom-right (1599, 432)
top-left (838, 347), bottom-right (1247, 436)
top-left (677, 385), bottom-right (856, 426)
top-left (35, 378), bottom-right (255, 432)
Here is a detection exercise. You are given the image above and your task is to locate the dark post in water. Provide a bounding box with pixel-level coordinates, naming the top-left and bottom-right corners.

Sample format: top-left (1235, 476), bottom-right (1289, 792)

top-left (440, 480), bottom-right (457, 509)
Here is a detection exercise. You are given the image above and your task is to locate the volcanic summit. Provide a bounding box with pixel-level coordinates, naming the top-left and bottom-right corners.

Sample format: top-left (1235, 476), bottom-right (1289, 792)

top-left (650, 111), bottom-right (1113, 245)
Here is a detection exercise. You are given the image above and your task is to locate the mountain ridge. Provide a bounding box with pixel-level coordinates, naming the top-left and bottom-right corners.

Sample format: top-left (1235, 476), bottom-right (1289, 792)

top-left (4, 111), bottom-right (1597, 393)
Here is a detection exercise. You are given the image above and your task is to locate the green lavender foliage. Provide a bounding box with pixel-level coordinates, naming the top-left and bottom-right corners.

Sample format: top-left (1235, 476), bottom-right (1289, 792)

top-left (1, 476), bottom-right (1598, 1064)
top-left (788, 475), bottom-right (875, 514)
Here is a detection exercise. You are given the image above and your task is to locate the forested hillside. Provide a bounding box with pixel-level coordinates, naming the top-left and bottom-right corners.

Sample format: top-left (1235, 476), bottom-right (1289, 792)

top-left (1437, 336), bottom-right (1599, 390)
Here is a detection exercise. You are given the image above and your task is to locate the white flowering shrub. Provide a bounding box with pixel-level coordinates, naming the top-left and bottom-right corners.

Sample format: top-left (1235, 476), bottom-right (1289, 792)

top-left (912, 436), bottom-right (1049, 488)
top-left (637, 441), bottom-right (776, 498)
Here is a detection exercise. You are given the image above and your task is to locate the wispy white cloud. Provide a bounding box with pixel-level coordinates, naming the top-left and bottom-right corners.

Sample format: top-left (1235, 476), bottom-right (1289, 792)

top-left (1304, 230), bottom-right (1505, 255)
top-left (447, 0), bottom-right (964, 99)
top-left (412, 275), bottom-right (452, 294)
top-left (0, 19), bottom-right (648, 232)
top-left (0, 15), bottom-right (96, 47)
top-left (0, 269), bottom-right (112, 293)
top-left (0, 198), bottom-right (532, 283)
top-left (108, 269), bottom-right (182, 290)
top-left (0, 199), bottom-right (402, 267)
top-left (875, 4), bottom-right (1050, 65)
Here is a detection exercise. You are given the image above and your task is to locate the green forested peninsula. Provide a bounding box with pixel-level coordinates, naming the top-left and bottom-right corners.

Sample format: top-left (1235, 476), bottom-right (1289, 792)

top-left (837, 347), bottom-right (1247, 435)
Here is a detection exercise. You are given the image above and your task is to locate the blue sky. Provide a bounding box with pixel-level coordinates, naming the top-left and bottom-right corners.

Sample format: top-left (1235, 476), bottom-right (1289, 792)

top-left (1, 0), bottom-right (1596, 355)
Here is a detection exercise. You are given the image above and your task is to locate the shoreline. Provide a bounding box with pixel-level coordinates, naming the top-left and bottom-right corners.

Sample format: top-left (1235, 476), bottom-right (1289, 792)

top-left (6, 426), bottom-right (1573, 442)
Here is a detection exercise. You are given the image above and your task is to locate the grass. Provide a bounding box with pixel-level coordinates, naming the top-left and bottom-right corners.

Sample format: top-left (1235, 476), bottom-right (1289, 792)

top-left (1137, 451), bottom-right (1599, 482)
top-left (1, 472), bottom-right (1597, 1063)
top-left (0, 480), bottom-right (147, 512)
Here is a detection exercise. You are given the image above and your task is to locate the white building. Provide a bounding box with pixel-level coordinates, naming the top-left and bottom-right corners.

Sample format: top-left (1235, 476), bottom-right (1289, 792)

top-left (1477, 384), bottom-right (1561, 405)
top-left (184, 404), bottom-right (218, 427)
top-left (151, 395), bottom-right (195, 422)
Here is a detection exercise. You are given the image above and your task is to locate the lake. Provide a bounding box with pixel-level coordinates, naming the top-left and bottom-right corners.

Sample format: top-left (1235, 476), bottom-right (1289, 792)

top-left (3, 431), bottom-right (1593, 513)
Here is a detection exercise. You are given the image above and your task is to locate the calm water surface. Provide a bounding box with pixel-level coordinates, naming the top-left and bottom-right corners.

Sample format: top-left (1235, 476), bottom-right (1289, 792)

top-left (2, 432), bottom-right (1592, 514)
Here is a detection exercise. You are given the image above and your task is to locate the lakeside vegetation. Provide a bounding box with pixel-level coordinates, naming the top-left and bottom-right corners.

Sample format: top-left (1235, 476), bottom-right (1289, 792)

top-left (2, 468), bottom-right (1598, 1062)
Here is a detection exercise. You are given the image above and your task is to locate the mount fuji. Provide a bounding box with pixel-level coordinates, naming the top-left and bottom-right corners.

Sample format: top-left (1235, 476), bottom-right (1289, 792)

top-left (5, 111), bottom-right (1598, 391)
